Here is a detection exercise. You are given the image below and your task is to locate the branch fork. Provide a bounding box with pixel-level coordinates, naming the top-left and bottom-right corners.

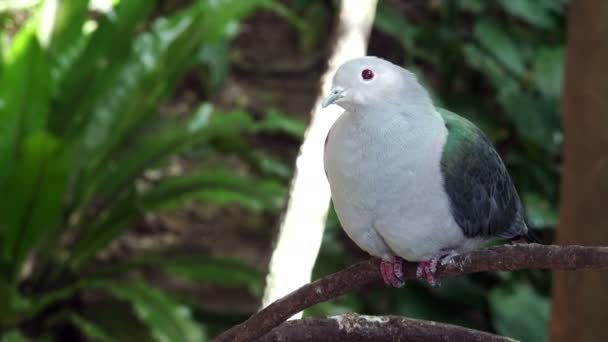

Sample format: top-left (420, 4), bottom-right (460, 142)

top-left (216, 244), bottom-right (608, 341)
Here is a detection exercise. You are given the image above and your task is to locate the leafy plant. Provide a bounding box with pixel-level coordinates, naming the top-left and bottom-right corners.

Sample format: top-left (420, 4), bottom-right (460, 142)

top-left (0, 0), bottom-right (295, 340)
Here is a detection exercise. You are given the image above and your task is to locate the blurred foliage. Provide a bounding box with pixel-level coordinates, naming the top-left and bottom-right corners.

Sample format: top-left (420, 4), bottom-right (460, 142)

top-left (309, 1), bottom-right (565, 342)
top-left (0, 0), bottom-right (305, 340)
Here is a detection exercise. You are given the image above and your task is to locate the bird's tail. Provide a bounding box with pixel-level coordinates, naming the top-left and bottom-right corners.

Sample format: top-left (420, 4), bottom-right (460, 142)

top-left (511, 228), bottom-right (543, 244)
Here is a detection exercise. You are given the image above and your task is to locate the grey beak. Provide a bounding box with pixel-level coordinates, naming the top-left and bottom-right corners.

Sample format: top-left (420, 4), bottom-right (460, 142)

top-left (322, 87), bottom-right (345, 108)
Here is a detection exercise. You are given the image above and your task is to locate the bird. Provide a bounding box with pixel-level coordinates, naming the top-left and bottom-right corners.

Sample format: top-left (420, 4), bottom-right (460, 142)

top-left (322, 56), bottom-right (535, 287)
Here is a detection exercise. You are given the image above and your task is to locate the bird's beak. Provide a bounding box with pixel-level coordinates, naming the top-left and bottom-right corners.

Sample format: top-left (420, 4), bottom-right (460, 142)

top-left (322, 87), bottom-right (345, 108)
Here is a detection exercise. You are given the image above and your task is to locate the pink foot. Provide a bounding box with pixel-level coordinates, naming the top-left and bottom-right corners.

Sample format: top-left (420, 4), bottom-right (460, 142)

top-left (415, 249), bottom-right (459, 287)
top-left (380, 257), bottom-right (406, 288)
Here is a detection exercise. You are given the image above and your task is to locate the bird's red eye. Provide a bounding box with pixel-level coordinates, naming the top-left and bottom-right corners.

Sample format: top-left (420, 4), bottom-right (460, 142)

top-left (361, 69), bottom-right (374, 80)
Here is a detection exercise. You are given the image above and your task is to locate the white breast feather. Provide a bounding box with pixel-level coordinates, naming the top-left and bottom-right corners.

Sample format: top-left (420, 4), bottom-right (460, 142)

top-left (324, 109), bottom-right (480, 261)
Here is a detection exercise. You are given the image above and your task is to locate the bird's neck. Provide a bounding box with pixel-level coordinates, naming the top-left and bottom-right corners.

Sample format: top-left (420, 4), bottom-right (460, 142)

top-left (348, 102), bottom-right (444, 137)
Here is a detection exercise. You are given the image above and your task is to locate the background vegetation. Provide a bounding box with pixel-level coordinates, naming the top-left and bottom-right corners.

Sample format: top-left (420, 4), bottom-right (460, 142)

top-left (0, 0), bottom-right (565, 341)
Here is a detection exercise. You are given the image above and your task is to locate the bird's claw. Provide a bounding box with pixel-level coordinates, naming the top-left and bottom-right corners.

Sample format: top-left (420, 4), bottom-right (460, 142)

top-left (416, 249), bottom-right (459, 287)
top-left (380, 257), bottom-right (406, 288)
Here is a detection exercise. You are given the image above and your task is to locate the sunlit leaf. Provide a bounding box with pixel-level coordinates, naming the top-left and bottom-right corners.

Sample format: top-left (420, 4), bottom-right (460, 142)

top-left (38, 0), bottom-right (91, 88)
top-left (49, 0), bottom-right (155, 136)
top-left (0, 1), bottom-right (40, 12)
top-left (0, 23), bottom-right (51, 188)
top-left (77, 4), bottom-right (206, 174)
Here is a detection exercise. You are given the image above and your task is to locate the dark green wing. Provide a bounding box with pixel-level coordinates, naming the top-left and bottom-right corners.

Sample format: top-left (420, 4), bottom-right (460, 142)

top-left (438, 108), bottom-right (527, 239)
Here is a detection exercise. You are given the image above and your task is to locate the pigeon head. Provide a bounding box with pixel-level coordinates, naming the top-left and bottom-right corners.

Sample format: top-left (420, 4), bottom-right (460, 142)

top-left (322, 56), bottom-right (432, 113)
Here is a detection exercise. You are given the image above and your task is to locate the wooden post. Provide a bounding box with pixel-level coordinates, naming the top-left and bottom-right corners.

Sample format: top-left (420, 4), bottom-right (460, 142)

top-left (551, 1), bottom-right (608, 341)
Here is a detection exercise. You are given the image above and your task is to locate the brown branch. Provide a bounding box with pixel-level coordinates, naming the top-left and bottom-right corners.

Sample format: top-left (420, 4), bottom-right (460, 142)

top-left (257, 313), bottom-right (516, 342)
top-left (215, 244), bottom-right (608, 342)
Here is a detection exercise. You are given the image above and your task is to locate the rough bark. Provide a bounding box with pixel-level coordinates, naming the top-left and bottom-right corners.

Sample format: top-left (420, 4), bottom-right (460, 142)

top-left (215, 244), bottom-right (608, 342)
top-left (551, 1), bottom-right (608, 341)
top-left (258, 313), bottom-right (515, 342)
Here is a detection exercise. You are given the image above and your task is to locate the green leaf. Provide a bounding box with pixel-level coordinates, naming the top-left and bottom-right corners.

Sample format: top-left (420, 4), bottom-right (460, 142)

top-left (531, 46), bottom-right (564, 98)
top-left (67, 314), bottom-right (114, 342)
top-left (0, 1), bottom-right (40, 12)
top-left (498, 93), bottom-right (561, 152)
top-left (79, 120), bottom-right (195, 209)
top-left (255, 109), bottom-right (307, 138)
top-left (198, 42), bottom-right (230, 91)
top-left (37, 0), bottom-right (89, 51)
top-left (60, 3), bottom-right (203, 212)
top-left (489, 284), bottom-right (550, 342)
top-left (161, 256), bottom-right (263, 294)
top-left (77, 4), bottom-right (206, 174)
top-left (69, 190), bottom-right (138, 269)
top-left (69, 110), bottom-right (260, 269)
top-left (48, 0), bottom-right (155, 136)
top-left (80, 107), bottom-right (256, 214)
top-left (0, 330), bottom-right (30, 342)
top-left (0, 23), bottom-right (51, 188)
top-left (461, 43), bottom-right (520, 94)
top-left (374, 2), bottom-right (418, 51)
top-left (522, 192), bottom-right (558, 228)
top-left (198, 0), bottom-right (271, 43)
top-left (0, 132), bottom-right (70, 278)
top-left (94, 255), bottom-right (263, 293)
top-left (63, 0), bottom-right (269, 153)
top-left (75, 297), bottom-right (155, 342)
top-left (37, 0), bottom-right (91, 88)
top-left (97, 280), bottom-right (206, 342)
top-left (196, 0), bottom-right (270, 90)
top-left (139, 168), bottom-right (286, 213)
top-left (474, 18), bottom-right (526, 76)
top-left (456, 0), bottom-right (488, 13)
top-left (251, 151), bottom-right (292, 180)
top-left (498, 0), bottom-right (555, 29)
top-left (0, 279), bottom-right (32, 325)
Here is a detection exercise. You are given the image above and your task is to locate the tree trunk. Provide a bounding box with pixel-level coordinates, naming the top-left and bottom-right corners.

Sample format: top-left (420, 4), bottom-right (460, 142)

top-left (550, 1), bottom-right (608, 341)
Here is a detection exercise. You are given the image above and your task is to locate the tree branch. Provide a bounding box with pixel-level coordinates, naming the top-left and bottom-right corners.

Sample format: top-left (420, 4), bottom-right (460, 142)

top-left (215, 244), bottom-right (608, 342)
top-left (257, 313), bottom-right (516, 342)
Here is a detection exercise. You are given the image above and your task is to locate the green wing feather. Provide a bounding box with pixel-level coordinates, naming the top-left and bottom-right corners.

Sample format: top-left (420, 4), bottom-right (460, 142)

top-left (437, 108), bottom-right (527, 239)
